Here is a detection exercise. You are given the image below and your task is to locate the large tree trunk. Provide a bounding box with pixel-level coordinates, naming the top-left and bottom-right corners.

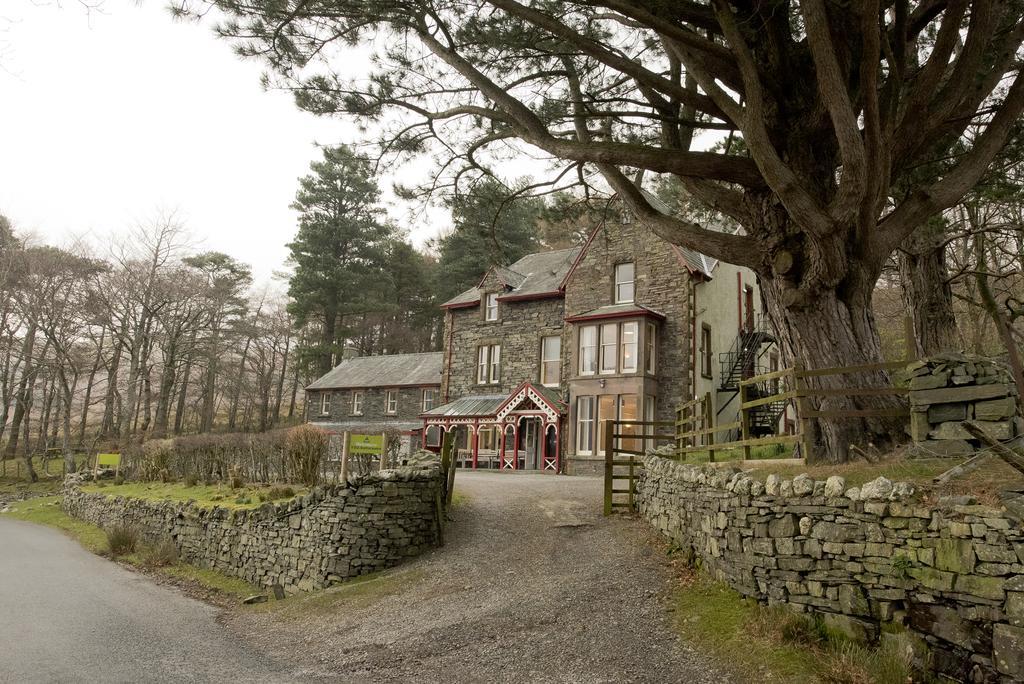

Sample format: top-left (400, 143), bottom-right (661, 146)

top-left (99, 336), bottom-right (124, 440)
top-left (760, 261), bottom-right (905, 464)
top-left (899, 234), bottom-right (959, 357)
top-left (5, 322), bottom-right (37, 459)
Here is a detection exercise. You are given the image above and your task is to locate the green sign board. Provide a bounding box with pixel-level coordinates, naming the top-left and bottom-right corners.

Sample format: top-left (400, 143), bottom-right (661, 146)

top-left (96, 453), bottom-right (122, 467)
top-left (348, 434), bottom-right (384, 456)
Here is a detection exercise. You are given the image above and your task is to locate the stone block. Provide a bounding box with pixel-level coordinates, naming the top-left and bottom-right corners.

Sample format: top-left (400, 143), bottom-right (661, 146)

top-left (954, 574), bottom-right (1005, 601)
top-left (906, 440), bottom-right (975, 459)
top-left (861, 477), bottom-right (893, 501)
top-left (908, 566), bottom-right (956, 592)
top-left (769, 514), bottom-right (798, 538)
top-left (975, 397), bottom-right (1017, 421)
top-left (928, 402), bottom-right (968, 423)
top-left (931, 420), bottom-right (1012, 441)
top-left (911, 383), bottom-right (1008, 407)
top-left (824, 475), bottom-right (846, 498)
top-left (909, 603), bottom-right (988, 650)
top-left (935, 538), bottom-right (977, 573)
top-left (910, 371), bottom-right (950, 390)
top-left (838, 584), bottom-right (871, 617)
top-left (994, 624), bottom-right (1024, 678)
top-left (821, 612), bottom-right (878, 644)
top-left (910, 410), bottom-right (931, 442)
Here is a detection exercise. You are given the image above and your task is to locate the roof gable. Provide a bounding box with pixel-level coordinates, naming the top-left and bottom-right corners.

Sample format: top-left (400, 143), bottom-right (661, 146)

top-left (442, 246), bottom-right (582, 308)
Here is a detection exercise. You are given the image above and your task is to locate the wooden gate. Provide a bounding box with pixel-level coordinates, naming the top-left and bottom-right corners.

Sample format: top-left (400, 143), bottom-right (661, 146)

top-left (602, 419), bottom-right (676, 515)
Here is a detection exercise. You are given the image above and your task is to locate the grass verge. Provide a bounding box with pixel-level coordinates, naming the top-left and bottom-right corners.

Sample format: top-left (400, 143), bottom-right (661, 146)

top-left (1, 495), bottom-right (260, 600)
top-left (81, 481), bottom-right (305, 510)
top-left (673, 573), bottom-right (919, 683)
top-left (252, 567), bottom-right (422, 619)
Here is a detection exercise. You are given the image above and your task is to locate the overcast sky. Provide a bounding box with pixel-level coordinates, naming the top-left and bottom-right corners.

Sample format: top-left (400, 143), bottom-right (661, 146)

top-left (0, 0), bottom-right (451, 282)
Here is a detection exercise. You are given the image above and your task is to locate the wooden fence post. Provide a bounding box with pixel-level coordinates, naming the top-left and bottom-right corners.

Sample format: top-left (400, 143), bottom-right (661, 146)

top-left (739, 382), bottom-right (752, 461)
top-left (603, 420), bottom-right (615, 516)
top-left (340, 431), bottom-right (350, 484)
top-left (704, 392), bottom-right (715, 463)
top-left (793, 365), bottom-right (813, 461)
top-left (674, 406), bottom-right (682, 459)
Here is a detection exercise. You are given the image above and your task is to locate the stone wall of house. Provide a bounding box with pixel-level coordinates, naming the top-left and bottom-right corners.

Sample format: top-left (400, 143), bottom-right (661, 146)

top-left (442, 286), bottom-right (567, 401)
top-left (908, 353), bottom-right (1022, 458)
top-left (62, 467), bottom-right (442, 594)
top-left (310, 385), bottom-right (437, 426)
top-left (637, 453), bottom-right (1024, 682)
top-left (563, 219), bottom-right (693, 426)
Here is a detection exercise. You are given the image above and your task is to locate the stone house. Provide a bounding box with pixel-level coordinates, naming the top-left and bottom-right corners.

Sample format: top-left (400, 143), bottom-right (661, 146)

top-left (305, 352), bottom-right (443, 457)
top-left (421, 211), bottom-right (778, 474)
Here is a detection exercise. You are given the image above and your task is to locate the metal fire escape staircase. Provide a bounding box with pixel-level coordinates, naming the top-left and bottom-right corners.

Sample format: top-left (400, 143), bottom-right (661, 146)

top-left (717, 314), bottom-right (787, 438)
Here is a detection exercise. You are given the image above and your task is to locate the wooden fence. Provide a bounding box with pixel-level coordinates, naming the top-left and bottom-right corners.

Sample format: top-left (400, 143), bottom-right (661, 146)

top-left (604, 360), bottom-right (911, 514)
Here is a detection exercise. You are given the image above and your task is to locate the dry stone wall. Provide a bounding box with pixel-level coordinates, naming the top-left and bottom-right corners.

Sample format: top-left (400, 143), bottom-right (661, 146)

top-left (637, 454), bottom-right (1024, 682)
top-left (908, 353), bottom-right (1021, 458)
top-left (63, 467), bottom-right (442, 594)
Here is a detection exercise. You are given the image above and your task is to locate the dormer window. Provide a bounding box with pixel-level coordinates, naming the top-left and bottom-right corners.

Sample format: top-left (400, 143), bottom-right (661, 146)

top-left (614, 263), bottom-right (635, 303)
top-left (485, 292), bottom-right (499, 321)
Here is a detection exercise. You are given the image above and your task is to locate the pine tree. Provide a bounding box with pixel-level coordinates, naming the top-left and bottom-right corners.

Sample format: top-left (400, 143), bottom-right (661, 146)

top-left (287, 146), bottom-right (394, 376)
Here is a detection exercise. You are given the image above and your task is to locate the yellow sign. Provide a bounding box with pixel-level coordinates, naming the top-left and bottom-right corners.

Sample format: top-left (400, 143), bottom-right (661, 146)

top-left (96, 453), bottom-right (121, 467)
top-left (348, 434), bottom-right (384, 456)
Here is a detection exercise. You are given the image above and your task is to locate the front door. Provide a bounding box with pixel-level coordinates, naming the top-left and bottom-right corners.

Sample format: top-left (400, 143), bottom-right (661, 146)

top-left (520, 419), bottom-right (539, 470)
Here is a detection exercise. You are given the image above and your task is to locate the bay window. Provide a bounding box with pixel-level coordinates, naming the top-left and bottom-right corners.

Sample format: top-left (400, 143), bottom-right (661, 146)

top-left (600, 323), bottom-right (618, 373)
top-left (645, 323), bottom-right (656, 373)
top-left (579, 326), bottom-right (597, 375)
top-left (621, 322), bottom-right (638, 372)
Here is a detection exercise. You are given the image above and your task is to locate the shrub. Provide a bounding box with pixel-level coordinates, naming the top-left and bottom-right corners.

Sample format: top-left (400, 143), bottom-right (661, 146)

top-left (106, 525), bottom-right (139, 557)
top-left (113, 475), bottom-right (125, 486)
top-left (184, 473), bottom-right (198, 487)
top-left (285, 425), bottom-right (327, 486)
top-left (141, 538), bottom-right (178, 568)
top-left (265, 485), bottom-right (296, 501)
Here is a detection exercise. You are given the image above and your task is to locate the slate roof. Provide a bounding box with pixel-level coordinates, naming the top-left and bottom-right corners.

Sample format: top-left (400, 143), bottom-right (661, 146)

top-left (640, 190), bottom-right (719, 278)
top-left (306, 352), bottom-right (443, 390)
top-left (421, 394), bottom-right (507, 418)
top-left (442, 246), bottom-right (582, 308)
top-left (564, 303), bottom-right (667, 322)
top-left (310, 420), bottom-right (423, 433)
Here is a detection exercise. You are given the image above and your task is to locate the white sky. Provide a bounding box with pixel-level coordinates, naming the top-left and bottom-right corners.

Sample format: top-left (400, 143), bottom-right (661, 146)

top-left (0, 0), bottom-right (452, 283)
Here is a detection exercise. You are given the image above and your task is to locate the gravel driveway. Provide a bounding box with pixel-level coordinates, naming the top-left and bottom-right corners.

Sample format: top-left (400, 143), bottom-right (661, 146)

top-left (230, 472), bottom-right (728, 683)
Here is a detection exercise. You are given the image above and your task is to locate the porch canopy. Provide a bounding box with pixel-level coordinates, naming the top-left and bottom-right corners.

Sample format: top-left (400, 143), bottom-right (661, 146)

top-left (420, 382), bottom-right (564, 472)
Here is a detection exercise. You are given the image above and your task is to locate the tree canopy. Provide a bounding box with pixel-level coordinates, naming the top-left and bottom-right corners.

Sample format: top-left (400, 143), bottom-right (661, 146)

top-left (174, 0), bottom-right (1024, 459)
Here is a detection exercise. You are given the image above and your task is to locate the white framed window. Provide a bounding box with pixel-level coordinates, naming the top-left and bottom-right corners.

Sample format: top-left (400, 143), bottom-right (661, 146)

top-left (478, 346), bottom-right (489, 384)
top-left (351, 391), bottom-right (363, 415)
top-left (319, 391), bottom-right (331, 415)
top-left (579, 326), bottom-right (597, 375)
top-left (597, 394), bottom-right (616, 455)
top-left (485, 293), bottom-right (499, 321)
top-left (618, 394), bottom-right (639, 451)
top-left (478, 344), bottom-right (500, 385)
top-left (600, 323), bottom-right (618, 374)
top-left (614, 262), bottom-right (635, 303)
top-left (621, 322), bottom-right (638, 372)
top-left (645, 323), bottom-right (656, 374)
top-left (385, 389), bottom-right (398, 414)
top-left (540, 336), bottom-right (561, 386)
top-left (489, 345), bottom-right (501, 384)
top-left (576, 396), bottom-right (595, 455)
top-left (421, 388), bottom-right (436, 412)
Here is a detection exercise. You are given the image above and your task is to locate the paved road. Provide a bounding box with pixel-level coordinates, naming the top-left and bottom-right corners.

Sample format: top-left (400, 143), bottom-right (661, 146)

top-left (230, 472), bottom-right (729, 683)
top-left (0, 517), bottom-right (292, 683)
